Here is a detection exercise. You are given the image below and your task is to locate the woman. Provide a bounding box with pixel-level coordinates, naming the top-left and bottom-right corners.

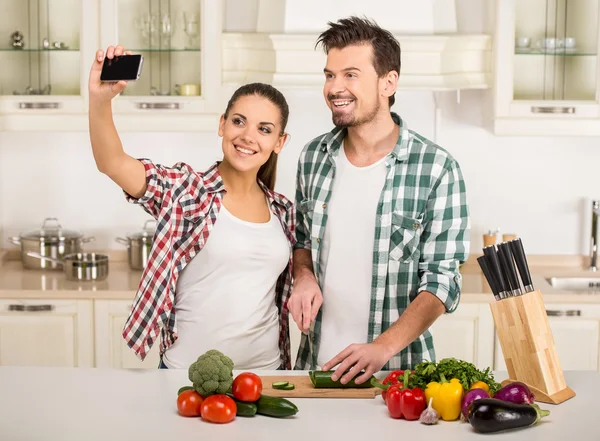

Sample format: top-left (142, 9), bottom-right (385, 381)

top-left (88, 45), bottom-right (295, 370)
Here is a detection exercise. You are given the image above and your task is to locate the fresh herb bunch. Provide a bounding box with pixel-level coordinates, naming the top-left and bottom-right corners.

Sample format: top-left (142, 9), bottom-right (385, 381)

top-left (411, 358), bottom-right (501, 394)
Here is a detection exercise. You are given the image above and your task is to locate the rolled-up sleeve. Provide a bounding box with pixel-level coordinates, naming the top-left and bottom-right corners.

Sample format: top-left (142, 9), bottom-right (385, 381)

top-left (418, 160), bottom-right (470, 313)
top-left (294, 155), bottom-right (311, 250)
top-left (124, 159), bottom-right (187, 219)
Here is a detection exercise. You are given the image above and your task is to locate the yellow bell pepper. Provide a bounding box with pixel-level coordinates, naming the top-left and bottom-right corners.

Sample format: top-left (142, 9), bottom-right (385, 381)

top-left (469, 380), bottom-right (490, 394)
top-left (424, 374), bottom-right (464, 421)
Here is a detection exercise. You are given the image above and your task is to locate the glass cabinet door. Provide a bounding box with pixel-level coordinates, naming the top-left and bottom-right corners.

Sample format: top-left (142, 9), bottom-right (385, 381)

top-left (0, 0), bottom-right (89, 110)
top-left (512, 0), bottom-right (599, 114)
top-left (117, 1), bottom-right (200, 97)
top-left (102, 0), bottom-right (221, 115)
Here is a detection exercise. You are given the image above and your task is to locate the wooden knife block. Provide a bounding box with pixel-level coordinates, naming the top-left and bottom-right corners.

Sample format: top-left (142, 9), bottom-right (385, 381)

top-left (490, 290), bottom-right (576, 404)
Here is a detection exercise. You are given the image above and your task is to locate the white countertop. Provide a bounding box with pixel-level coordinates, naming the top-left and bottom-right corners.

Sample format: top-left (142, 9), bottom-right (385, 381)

top-left (0, 367), bottom-right (596, 441)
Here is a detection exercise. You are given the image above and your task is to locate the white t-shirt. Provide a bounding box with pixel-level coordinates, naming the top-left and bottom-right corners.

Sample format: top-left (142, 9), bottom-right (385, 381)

top-left (317, 143), bottom-right (389, 368)
top-left (162, 201), bottom-right (290, 370)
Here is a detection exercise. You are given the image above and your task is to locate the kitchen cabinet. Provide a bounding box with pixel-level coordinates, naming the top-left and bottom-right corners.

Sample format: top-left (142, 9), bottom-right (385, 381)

top-left (494, 303), bottom-right (600, 371)
top-left (0, 0), bottom-right (97, 131)
top-left (0, 0), bottom-right (223, 132)
top-left (0, 298), bottom-right (93, 367)
top-left (94, 299), bottom-right (161, 369)
top-left (429, 303), bottom-right (496, 370)
top-left (493, 0), bottom-right (600, 135)
top-left (99, 0), bottom-right (223, 132)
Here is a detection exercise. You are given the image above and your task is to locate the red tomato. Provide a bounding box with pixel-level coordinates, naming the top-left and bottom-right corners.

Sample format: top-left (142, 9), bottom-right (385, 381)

top-left (232, 372), bottom-right (263, 402)
top-left (177, 390), bottom-right (204, 417)
top-left (200, 395), bottom-right (237, 424)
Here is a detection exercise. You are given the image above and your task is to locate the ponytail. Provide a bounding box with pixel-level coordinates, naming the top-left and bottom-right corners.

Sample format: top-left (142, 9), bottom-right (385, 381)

top-left (257, 151), bottom-right (278, 191)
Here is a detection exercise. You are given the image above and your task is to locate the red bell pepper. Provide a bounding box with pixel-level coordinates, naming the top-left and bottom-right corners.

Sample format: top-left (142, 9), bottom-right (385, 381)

top-left (381, 370), bottom-right (404, 403)
top-left (385, 371), bottom-right (426, 420)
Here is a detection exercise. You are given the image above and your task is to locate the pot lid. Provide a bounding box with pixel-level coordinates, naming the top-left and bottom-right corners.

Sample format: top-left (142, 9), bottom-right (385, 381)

top-left (21, 218), bottom-right (83, 240)
top-left (128, 219), bottom-right (157, 240)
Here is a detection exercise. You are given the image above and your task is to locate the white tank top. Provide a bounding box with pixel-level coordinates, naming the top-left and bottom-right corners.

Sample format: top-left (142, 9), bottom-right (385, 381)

top-left (317, 143), bottom-right (389, 368)
top-left (163, 201), bottom-right (290, 370)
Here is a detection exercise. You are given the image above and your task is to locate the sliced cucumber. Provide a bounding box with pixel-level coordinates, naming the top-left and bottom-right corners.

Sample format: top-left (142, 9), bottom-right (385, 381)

top-left (272, 381), bottom-right (290, 389)
top-left (280, 383), bottom-right (295, 390)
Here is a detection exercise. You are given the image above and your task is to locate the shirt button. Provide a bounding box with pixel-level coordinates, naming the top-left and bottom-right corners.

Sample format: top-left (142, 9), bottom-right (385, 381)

top-left (322, 203), bottom-right (327, 209)
top-left (413, 223), bottom-right (420, 229)
top-left (311, 335), bottom-right (316, 342)
top-left (316, 238), bottom-right (321, 243)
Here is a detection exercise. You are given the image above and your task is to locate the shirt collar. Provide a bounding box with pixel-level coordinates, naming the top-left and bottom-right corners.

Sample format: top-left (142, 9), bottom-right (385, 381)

top-left (319, 112), bottom-right (410, 163)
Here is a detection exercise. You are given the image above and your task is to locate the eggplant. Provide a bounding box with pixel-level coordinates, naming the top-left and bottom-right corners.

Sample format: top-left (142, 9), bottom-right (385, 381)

top-left (494, 381), bottom-right (535, 404)
top-left (468, 398), bottom-right (550, 433)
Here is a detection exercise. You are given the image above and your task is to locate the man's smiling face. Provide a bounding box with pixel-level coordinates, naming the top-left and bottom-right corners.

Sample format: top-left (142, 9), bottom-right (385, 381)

top-left (323, 43), bottom-right (382, 128)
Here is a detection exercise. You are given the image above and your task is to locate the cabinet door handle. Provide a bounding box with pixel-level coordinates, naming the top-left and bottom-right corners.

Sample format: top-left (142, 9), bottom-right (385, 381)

top-left (18, 102), bottom-right (61, 110)
top-left (8, 304), bottom-right (54, 312)
top-left (546, 309), bottom-right (581, 317)
top-left (531, 106), bottom-right (575, 114)
top-left (136, 102), bottom-right (180, 110)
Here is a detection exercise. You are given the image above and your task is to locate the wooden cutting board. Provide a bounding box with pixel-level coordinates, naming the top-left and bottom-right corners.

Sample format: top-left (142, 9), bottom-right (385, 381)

top-left (259, 375), bottom-right (382, 399)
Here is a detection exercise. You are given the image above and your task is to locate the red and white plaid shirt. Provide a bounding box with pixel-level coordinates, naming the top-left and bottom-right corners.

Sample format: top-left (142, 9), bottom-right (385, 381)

top-left (122, 159), bottom-right (296, 369)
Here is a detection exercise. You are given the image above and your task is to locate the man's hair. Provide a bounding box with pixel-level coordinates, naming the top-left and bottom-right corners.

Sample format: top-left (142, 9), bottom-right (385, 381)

top-left (316, 16), bottom-right (401, 107)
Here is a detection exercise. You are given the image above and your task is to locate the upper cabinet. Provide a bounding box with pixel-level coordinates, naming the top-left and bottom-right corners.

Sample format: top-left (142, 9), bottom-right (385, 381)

top-left (0, 0), bottom-right (223, 132)
top-left (0, 0), bottom-right (97, 130)
top-left (99, 0), bottom-right (222, 131)
top-left (493, 0), bottom-right (600, 136)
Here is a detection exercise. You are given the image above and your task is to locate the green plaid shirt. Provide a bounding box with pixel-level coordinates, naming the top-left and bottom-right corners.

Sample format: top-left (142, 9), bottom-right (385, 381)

top-left (293, 112), bottom-right (470, 370)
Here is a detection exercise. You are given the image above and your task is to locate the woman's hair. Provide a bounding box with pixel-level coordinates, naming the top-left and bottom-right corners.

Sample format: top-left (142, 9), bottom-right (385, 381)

top-left (223, 83), bottom-right (289, 191)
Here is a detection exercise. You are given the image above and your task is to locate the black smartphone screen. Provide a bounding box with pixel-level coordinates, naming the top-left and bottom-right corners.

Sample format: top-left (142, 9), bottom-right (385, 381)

top-left (100, 54), bottom-right (144, 82)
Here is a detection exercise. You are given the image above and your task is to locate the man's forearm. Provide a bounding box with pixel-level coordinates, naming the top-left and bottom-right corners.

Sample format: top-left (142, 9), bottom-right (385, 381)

top-left (293, 248), bottom-right (316, 282)
top-left (373, 291), bottom-right (446, 360)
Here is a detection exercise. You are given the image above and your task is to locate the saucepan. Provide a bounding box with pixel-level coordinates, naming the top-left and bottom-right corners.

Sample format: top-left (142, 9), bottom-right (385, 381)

top-left (26, 251), bottom-right (109, 281)
top-left (115, 219), bottom-right (156, 270)
top-left (10, 217), bottom-right (95, 270)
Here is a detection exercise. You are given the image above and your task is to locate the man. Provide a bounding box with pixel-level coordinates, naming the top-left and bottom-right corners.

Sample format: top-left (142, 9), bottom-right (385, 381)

top-left (288, 16), bottom-right (470, 385)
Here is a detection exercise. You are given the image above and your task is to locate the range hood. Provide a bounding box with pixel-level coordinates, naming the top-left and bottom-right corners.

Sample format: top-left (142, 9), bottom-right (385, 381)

top-left (222, 0), bottom-right (492, 90)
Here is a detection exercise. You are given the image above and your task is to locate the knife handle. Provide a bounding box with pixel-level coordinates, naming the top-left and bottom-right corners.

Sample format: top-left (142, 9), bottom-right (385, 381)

top-left (483, 245), bottom-right (510, 296)
top-left (509, 238), bottom-right (534, 292)
top-left (477, 256), bottom-right (501, 301)
top-left (498, 242), bottom-right (523, 295)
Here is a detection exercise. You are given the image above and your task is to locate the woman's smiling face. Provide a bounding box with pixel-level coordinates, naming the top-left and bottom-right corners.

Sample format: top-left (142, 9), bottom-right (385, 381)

top-left (219, 94), bottom-right (286, 174)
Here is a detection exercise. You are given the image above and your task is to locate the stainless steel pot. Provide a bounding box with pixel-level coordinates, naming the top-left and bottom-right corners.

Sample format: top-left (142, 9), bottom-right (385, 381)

top-left (116, 220), bottom-right (156, 270)
top-left (10, 218), bottom-right (95, 270)
top-left (26, 251), bottom-right (109, 281)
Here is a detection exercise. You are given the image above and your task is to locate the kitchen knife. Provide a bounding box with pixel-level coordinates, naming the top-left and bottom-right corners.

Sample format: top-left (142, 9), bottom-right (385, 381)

top-left (483, 245), bottom-right (510, 299)
top-left (497, 242), bottom-right (523, 296)
top-left (477, 256), bottom-right (501, 301)
top-left (508, 238), bottom-right (534, 292)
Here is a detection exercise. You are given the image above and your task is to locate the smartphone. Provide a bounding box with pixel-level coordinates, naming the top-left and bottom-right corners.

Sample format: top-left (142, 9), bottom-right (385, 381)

top-left (100, 54), bottom-right (144, 82)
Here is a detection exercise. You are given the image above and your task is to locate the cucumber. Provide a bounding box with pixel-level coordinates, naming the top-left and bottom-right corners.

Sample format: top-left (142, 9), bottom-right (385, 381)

top-left (234, 400), bottom-right (258, 417)
top-left (255, 395), bottom-right (298, 418)
top-left (309, 370), bottom-right (375, 388)
top-left (177, 386), bottom-right (194, 395)
top-left (226, 394), bottom-right (258, 417)
top-left (272, 381), bottom-right (290, 389)
top-left (281, 384), bottom-right (295, 391)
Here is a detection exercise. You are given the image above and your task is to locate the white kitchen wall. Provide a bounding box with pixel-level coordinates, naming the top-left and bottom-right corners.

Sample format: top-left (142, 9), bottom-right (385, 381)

top-left (0, 0), bottom-right (598, 255)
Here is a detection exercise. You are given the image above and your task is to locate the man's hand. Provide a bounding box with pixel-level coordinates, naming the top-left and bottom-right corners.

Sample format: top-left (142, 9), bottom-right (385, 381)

top-left (289, 275), bottom-right (323, 333)
top-left (321, 342), bottom-right (391, 385)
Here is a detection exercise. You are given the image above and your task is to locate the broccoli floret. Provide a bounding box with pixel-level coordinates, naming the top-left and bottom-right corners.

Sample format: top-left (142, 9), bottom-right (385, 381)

top-left (188, 349), bottom-right (234, 396)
